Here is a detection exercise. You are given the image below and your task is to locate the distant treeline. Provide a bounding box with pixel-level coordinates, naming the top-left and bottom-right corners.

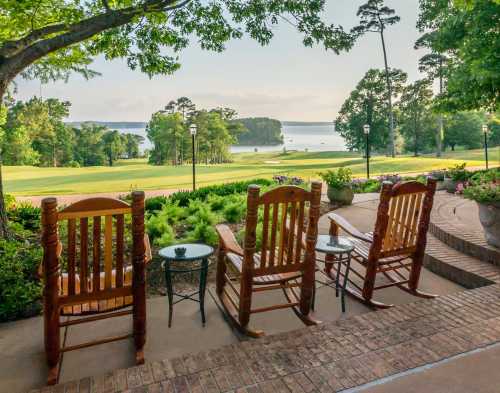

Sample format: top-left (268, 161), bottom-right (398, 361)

top-left (1, 97), bottom-right (144, 167)
top-left (235, 118), bottom-right (284, 145)
top-left (282, 121), bottom-right (333, 127)
top-left (67, 121), bottom-right (147, 129)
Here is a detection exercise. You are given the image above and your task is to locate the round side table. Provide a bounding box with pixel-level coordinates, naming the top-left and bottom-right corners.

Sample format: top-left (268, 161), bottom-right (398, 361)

top-left (314, 235), bottom-right (355, 313)
top-left (159, 243), bottom-right (214, 327)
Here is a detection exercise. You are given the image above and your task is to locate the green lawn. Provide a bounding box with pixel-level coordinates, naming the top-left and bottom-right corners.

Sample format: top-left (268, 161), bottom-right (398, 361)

top-left (4, 147), bottom-right (499, 196)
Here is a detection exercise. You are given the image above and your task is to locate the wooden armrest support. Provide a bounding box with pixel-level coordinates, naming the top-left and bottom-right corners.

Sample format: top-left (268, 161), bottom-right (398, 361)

top-left (328, 213), bottom-right (372, 243)
top-left (144, 234), bottom-right (152, 263)
top-left (216, 224), bottom-right (244, 256)
top-left (38, 241), bottom-right (63, 278)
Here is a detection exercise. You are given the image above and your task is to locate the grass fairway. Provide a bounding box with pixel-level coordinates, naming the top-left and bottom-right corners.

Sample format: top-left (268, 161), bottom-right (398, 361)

top-left (4, 147), bottom-right (499, 196)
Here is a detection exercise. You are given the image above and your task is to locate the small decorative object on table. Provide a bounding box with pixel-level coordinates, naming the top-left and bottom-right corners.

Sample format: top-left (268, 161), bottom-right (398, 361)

top-left (314, 235), bottom-right (355, 313)
top-left (159, 243), bottom-right (214, 327)
top-left (174, 246), bottom-right (187, 257)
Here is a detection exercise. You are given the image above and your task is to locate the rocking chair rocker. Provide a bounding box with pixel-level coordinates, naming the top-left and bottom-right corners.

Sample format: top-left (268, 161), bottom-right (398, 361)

top-left (325, 179), bottom-right (437, 309)
top-left (215, 182), bottom-right (322, 337)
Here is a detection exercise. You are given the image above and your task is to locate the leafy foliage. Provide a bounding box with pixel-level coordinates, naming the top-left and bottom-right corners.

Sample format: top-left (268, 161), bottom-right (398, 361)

top-left (0, 1), bottom-right (353, 89)
top-left (320, 168), bottom-right (352, 188)
top-left (236, 118), bottom-right (283, 146)
top-left (417, 0), bottom-right (500, 111)
top-left (335, 68), bottom-right (407, 152)
top-left (0, 98), bottom-right (142, 167)
top-left (397, 79), bottom-right (436, 155)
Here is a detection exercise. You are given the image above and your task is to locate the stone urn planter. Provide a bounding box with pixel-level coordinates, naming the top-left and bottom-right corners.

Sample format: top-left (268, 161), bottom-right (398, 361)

top-left (443, 176), bottom-right (457, 193)
top-left (327, 185), bottom-right (354, 206)
top-left (477, 202), bottom-right (500, 248)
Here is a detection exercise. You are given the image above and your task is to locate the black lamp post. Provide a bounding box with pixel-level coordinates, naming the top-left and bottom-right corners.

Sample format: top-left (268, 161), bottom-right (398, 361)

top-left (483, 124), bottom-right (489, 170)
top-left (364, 124), bottom-right (370, 179)
top-left (190, 123), bottom-right (197, 191)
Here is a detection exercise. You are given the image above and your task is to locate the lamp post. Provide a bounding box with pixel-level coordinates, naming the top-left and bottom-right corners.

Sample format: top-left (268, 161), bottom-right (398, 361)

top-left (190, 123), bottom-right (197, 191)
top-left (364, 124), bottom-right (370, 179)
top-left (482, 124), bottom-right (489, 170)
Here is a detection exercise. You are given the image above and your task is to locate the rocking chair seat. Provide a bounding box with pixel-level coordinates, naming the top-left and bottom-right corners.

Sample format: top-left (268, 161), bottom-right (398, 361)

top-left (226, 252), bottom-right (303, 285)
top-left (59, 267), bottom-right (134, 315)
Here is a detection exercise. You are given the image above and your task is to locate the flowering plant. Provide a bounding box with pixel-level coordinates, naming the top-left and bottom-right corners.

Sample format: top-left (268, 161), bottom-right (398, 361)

top-left (273, 175), bottom-right (304, 185)
top-left (319, 168), bottom-right (352, 189)
top-left (378, 174), bottom-right (402, 184)
top-left (463, 181), bottom-right (500, 204)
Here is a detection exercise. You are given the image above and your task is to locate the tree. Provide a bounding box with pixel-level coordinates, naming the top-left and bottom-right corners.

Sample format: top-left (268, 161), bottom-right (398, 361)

top-left (415, 32), bottom-right (450, 157)
top-left (73, 124), bottom-right (107, 166)
top-left (146, 112), bottom-right (185, 165)
top-left (164, 97), bottom-right (196, 164)
top-left (102, 130), bottom-right (125, 166)
top-left (0, 0), bottom-right (354, 237)
top-left (444, 112), bottom-right (483, 151)
top-left (397, 79), bottom-right (434, 156)
top-left (417, 0), bottom-right (500, 112)
top-left (236, 118), bottom-right (283, 146)
top-left (124, 133), bottom-right (144, 159)
top-left (336, 68), bottom-right (407, 153)
top-left (352, 0), bottom-right (401, 157)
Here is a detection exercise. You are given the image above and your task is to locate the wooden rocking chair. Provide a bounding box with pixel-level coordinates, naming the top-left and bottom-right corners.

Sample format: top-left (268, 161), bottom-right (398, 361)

top-left (40, 192), bottom-right (152, 385)
top-left (325, 179), bottom-right (437, 309)
top-left (215, 182), bottom-right (322, 337)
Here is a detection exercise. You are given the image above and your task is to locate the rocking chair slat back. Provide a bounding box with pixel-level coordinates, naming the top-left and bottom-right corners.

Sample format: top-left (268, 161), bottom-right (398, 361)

top-left (374, 181), bottom-right (434, 258)
top-left (244, 184), bottom-right (322, 276)
top-left (54, 198), bottom-right (136, 301)
top-left (92, 216), bottom-right (101, 292)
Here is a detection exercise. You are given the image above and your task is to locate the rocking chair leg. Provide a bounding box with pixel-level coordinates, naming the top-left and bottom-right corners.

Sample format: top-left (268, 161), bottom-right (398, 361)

top-left (216, 247), bottom-right (226, 296)
top-left (361, 260), bottom-right (377, 305)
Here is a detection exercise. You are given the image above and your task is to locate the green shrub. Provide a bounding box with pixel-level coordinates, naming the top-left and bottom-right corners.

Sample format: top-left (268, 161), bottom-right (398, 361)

top-left (146, 212), bottom-right (175, 242)
top-left (223, 202), bottom-right (246, 223)
top-left (153, 224), bottom-right (176, 247)
top-left (7, 203), bottom-right (41, 232)
top-left (0, 234), bottom-right (43, 322)
top-left (145, 196), bottom-right (169, 213)
top-left (186, 200), bottom-right (220, 227)
top-left (207, 194), bottom-right (226, 211)
top-left (351, 179), bottom-right (381, 193)
top-left (319, 168), bottom-right (352, 188)
top-left (183, 222), bottom-right (219, 246)
top-left (169, 178), bottom-right (272, 206)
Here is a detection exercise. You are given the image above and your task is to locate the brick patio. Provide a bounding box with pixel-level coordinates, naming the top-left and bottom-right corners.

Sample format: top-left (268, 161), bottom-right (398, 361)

top-left (26, 192), bottom-right (500, 393)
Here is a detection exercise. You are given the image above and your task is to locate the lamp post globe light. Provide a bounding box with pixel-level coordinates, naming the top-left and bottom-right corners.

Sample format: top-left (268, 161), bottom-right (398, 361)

top-left (482, 124), bottom-right (489, 170)
top-left (363, 124), bottom-right (370, 179)
top-left (190, 123), bottom-right (197, 191)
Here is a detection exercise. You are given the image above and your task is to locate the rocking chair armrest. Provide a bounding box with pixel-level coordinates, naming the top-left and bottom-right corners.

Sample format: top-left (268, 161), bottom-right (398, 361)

top-left (328, 213), bottom-right (372, 243)
top-left (216, 224), bottom-right (244, 256)
top-left (144, 234), bottom-right (152, 263)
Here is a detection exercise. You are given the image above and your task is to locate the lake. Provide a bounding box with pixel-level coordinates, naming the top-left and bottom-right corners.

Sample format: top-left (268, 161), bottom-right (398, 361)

top-left (115, 123), bottom-right (347, 153)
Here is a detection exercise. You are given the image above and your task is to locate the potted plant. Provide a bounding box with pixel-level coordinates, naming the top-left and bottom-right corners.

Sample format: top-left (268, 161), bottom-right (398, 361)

top-left (444, 163), bottom-right (468, 193)
top-left (430, 169), bottom-right (446, 190)
top-left (320, 168), bottom-right (354, 205)
top-left (463, 171), bottom-right (500, 248)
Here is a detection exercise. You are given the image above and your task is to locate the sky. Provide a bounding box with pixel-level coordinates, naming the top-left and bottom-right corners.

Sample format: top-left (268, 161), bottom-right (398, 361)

top-left (14, 0), bottom-right (428, 123)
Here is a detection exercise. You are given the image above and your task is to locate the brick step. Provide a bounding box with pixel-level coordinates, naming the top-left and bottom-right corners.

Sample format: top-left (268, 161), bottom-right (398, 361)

top-left (430, 194), bottom-right (500, 267)
top-left (424, 235), bottom-right (500, 288)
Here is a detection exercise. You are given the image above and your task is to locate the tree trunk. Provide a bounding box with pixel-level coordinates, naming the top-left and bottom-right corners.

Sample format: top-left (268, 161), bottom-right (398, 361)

top-left (436, 67), bottom-right (444, 157)
top-left (0, 80), bottom-right (11, 238)
top-left (380, 28), bottom-right (395, 157)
